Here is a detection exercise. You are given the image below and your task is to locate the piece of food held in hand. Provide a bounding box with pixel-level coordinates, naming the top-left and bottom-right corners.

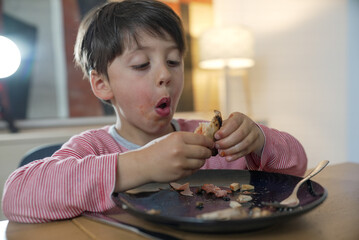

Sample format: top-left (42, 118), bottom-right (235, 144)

top-left (194, 110), bottom-right (222, 155)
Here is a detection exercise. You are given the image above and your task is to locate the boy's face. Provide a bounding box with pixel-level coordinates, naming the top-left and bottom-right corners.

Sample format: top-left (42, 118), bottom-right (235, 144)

top-left (106, 31), bottom-right (184, 143)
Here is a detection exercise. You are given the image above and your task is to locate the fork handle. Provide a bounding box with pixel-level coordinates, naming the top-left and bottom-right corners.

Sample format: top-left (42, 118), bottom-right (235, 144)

top-left (293, 160), bottom-right (329, 194)
top-left (304, 160), bottom-right (329, 180)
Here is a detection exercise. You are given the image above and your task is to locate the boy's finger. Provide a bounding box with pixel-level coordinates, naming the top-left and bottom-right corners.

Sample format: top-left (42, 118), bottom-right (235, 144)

top-left (183, 158), bottom-right (207, 170)
top-left (184, 132), bottom-right (214, 149)
top-left (214, 113), bottom-right (244, 140)
top-left (219, 133), bottom-right (256, 157)
top-left (215, 124), bottom-right (249, 150)
top-left (185, 145), bottom-right (213, 159)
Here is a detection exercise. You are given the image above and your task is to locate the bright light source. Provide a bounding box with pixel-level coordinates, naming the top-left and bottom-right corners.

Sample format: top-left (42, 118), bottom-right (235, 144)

top-left (0, 36), bottom-right (21, 78)
top-left (199, 26), bottom-right (255, 69)
top-left (199, 58), bottom-right (255, 69)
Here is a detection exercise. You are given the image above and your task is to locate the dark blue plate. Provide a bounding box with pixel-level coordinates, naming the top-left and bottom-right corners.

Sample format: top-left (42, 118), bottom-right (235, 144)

top-left (112, 170), bottom-right (327, 233)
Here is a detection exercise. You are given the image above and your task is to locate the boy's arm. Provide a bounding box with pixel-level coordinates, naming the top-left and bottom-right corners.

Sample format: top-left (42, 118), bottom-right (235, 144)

top-left (2, 133), bottom-right (118, 223)
top-left (2, 129), bottom-right (213, 223)
top-left (245, 125), bottom-right (307, 176)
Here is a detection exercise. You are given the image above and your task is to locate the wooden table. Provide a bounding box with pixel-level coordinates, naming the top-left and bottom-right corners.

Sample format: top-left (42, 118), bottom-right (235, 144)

top-left (1, 162), bottom-right (359, 240)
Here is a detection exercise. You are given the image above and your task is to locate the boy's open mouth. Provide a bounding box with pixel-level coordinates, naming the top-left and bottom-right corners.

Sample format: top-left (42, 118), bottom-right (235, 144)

top-left (158, 102), bottom-right (167, 109)
top-left (155, 97), bottom-right (171, 117)
top-left (156, 97), bottom-right (171, 109)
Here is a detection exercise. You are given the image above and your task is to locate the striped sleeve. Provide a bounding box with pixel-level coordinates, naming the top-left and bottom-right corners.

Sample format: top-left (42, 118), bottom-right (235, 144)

top-left (178, 119), bottom-right (307, 176)
top-left (245, 125), bottom-right (307, 176)
top-left (2, 128), bottom-right (119, 223)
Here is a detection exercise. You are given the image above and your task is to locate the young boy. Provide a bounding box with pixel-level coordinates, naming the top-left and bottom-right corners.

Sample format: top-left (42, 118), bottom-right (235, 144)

top-left (2, 0), bottom-right (307, 223)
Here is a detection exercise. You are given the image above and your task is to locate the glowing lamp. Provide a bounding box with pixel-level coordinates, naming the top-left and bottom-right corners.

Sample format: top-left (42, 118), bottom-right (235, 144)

top-left (199, 26), bottom-right (254, 70)
top-left (0, 36), bottom-right (21, 78)
top-left (198, 26), bottom-right (255, 117)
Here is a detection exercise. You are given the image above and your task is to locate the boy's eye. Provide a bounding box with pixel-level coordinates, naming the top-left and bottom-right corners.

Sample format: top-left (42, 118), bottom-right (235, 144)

top-left (132, 62), bottom-right (150, 70)
top-left (167, 60), bottom-right (181, 67)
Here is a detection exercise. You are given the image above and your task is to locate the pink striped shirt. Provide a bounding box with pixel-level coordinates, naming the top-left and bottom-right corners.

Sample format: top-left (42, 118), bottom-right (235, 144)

top-left (2, 119), bottom-right (307, 223)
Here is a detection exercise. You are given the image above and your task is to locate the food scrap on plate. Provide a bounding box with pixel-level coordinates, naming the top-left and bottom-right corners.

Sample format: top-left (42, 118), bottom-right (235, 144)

top-left (197, 207), bottom-right (248, 220)
top-left (200, 184), bottom-right (229, 198)
top-left (169, 182), bottom-right (194, 196)
top-left (237, 194), bottom-right (253, 203)
top-left (167, 181), bottom-right (273, 220)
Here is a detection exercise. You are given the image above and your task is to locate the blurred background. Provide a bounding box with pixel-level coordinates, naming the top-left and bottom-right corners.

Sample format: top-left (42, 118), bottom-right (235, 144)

top-left (0, 0), bottom-right (358, 220)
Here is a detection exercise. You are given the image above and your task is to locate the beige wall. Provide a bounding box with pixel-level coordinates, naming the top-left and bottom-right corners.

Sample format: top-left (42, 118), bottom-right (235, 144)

top-left (212, 0), bottom-right (350, 168)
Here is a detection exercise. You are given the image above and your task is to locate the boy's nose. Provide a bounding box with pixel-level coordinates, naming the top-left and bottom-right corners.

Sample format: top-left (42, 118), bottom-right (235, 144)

top-left (156, 65), bottom-right (171, 86)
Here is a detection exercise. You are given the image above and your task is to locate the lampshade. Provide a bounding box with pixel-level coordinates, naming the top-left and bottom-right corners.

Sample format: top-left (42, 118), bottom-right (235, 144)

top-left (199, 26), bottom-right (254, 69)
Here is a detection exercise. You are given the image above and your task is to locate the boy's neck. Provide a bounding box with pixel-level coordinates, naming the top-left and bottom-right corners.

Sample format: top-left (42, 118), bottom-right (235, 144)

top-left (114, 121), bottom-right (175, 146)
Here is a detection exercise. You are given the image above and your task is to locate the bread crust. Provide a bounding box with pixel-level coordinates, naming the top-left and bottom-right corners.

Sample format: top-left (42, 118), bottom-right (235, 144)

top-left (194, 110), bottom-right (222, 155)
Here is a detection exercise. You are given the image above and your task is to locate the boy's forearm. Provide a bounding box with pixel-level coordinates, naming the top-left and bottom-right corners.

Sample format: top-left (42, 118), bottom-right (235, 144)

top-left (2, 154), bottom-right (117, 223)
top-left (246, 125), bottom-right (307, 176)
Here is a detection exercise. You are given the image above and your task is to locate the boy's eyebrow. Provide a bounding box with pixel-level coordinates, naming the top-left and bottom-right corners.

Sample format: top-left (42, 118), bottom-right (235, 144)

top-left (126, 43), bottom-right (180, 54)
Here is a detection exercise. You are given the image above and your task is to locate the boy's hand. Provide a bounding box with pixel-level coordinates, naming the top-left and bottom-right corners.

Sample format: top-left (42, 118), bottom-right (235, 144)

top-left (214, 112), bottom-right (265, 162)
top-left (139, 132), bottom-right (213, 183)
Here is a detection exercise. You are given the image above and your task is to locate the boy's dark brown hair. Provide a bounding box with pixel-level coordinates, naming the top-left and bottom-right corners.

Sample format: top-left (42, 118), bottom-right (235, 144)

top-left (74, 0), bottom-right (186, 80)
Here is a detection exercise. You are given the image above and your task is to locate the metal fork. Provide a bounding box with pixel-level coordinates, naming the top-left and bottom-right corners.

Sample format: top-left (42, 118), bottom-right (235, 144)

top-left (262, 160), bottom-right (329, 208)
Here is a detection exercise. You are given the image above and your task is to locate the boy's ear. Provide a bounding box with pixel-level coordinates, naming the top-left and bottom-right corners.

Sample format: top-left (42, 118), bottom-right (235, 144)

top-left (89, 70), bottom-right (113, 101)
